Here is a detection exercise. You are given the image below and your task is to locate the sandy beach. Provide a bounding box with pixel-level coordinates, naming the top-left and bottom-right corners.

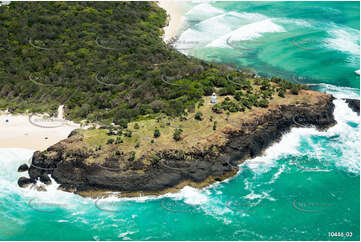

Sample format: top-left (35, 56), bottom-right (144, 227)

top-left (0, 106), bottom-right (81, 151)
top-left (157, 0), bottom-right (184, 42)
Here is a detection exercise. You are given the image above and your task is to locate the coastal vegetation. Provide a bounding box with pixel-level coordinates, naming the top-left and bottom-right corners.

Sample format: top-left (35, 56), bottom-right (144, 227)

top-left (0, 1), bottom-right (305, 128)
top-left (10, 1), bottom-right (336, 197)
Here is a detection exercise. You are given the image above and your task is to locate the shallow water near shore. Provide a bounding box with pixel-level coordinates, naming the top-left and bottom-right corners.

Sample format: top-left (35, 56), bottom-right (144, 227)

top-left (176, 1), bottom-right (360, 89)
top-left (0, 1), bottom-right (360, 241)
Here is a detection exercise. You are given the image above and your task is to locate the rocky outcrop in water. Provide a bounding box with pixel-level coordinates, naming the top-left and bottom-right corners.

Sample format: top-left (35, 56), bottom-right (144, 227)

top-left (18, 93), bottom-right (336, 197)
top-left (344, 99), bottom-right (360, 115)
top-left (17, 164), bottom-right (29, 172)
top-left (18, 177), bottom-right (34, 187)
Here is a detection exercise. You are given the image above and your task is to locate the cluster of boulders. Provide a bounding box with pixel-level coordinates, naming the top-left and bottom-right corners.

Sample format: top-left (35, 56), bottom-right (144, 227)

top-left (17, 162), bottom-right (51, 190)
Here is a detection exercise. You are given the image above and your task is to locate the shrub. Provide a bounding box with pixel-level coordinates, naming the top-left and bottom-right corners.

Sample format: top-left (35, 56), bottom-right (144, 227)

top-left (198, 98), bottom-right (205, 108)
top-left (115, 150), bottom-right (121, 156)
top-left (134, 123), bottom-right (140, 129)
top-left (219, 86), bottom-right (235, 96)
top-left (213, 121), bottom-right (217, 131)
top-left (258, 99), bottom-right (269, 108)
top-left (291, 85), bottom-right (300, 95)
top-left (150, 155), bottom-right (160, 165)
top-left (124, 130), bottom-right (132, 137)
top-left (154, 128), bottom-right (160, 138)
top-left (107, 127), bottom-right (115, 136)
top-left (278, 88), bottom-right (286, 98)
top-left (234, 91), bottom-right (243, 101)
top-left (173, 128), bottom-right (183, 141)
top-left (135, 142), bottom-right (140, 148)
top-left (212, 104), bottom-right (223, 114)
top-left (128, 151), bottom-right (136, 161)
top-left (117, 119), bottom-right (128, 129)
top-left (106, 138), bottom-right (114, 144)
top-left (115, 137), bottom-right (123, 144)
top-left (116, 128), bottom-right (123, 136)
top-left (180, 115), bottom-right (187, 121)
top-left (195, 111), bottom-right (203, 121)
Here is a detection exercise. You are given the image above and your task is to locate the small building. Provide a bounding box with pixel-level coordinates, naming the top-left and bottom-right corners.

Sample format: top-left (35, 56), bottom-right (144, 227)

top-left (211, 92), bottom-right (217, 104)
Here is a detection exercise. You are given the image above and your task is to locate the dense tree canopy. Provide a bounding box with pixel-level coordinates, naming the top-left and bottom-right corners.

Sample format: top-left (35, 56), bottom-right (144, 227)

top-left (0, 1), bottom-right (304, 125)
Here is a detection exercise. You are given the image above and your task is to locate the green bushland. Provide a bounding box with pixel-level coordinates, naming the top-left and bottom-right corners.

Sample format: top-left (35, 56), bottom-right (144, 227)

top-left (0, 2), bottom-right (305, 126)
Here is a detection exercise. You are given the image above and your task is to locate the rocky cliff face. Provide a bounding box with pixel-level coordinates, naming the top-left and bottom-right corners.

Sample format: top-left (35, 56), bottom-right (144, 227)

top-left (18, 93), bottom-right (336, 197)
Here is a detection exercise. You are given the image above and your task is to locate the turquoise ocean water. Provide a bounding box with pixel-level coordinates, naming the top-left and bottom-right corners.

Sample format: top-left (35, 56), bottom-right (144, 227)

top-left (0, 2), bottom-right (359, 241)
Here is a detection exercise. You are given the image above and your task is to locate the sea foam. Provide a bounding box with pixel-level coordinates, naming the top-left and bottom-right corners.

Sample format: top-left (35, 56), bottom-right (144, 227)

top-left (185, 3), bottom-right (223, 21)
top-left (207, 18), bottom-right (285, 48)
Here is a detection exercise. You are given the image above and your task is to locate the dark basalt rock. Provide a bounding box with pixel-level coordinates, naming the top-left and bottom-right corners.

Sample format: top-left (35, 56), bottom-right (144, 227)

top-left (19, 94), bottom-right (337, 196)
top-left (17, 163), bottom-right (29, 172)
top-left (344, 99), bottom-right (360, 115)
top-left (18, 177), bottom-right (34, 187)
top-left (40, 174), bottom-right (52, 185)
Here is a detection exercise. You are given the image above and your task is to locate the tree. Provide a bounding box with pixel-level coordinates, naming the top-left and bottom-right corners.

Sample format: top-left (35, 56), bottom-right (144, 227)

top-left (134, 123), bottom-right (140, 129)
top-left (213, 121), bottom-right (217, 130)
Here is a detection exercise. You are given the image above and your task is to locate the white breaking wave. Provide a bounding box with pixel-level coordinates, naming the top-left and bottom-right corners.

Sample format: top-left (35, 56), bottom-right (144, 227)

top-left (326, 99), bottom-right (360, 173)
top-left (175, 26), bottom-right (221, 51)
top-left (244, 190), bottom-right (275, 202)
top-left (237, 83), bottom-right (360, 179)
top-left (178, 11), bottom-right (269, 51)
top-left (207, 18), bottom-right (285, 48)
top-left (166, 186), bottom-right (208, 205)
top-left (0, 148), bottom-right (34, 183)
top-left (308, 83), bottom-right (360, 99)
top-left (185, 3), bottom-right (223, 21)
top-left (193, 13), bottom-right (232, 34)
top-left (0, 148), bottom-right (95, 216)
top-left (227, 11), bottom-right (267, 22)
top-left (276, 17), bottom-right (312, 28)
top-left (324, 25), bottom-right (360, 56)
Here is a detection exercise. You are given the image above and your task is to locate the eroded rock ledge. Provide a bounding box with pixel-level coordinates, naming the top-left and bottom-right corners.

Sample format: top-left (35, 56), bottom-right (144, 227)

top-left (18, 93), bottom-right (336, 198)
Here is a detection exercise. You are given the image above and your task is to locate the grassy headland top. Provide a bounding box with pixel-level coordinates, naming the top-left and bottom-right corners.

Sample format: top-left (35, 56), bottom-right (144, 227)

top-left (0, 1), bottom-right (304, 126)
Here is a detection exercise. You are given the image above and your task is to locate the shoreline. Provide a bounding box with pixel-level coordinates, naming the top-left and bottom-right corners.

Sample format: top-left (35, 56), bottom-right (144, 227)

top-left (157, 0), bottom-right (184, 43)
top-left (23, 91), bottom-right (337, 197)
top-left (0, 108), bottom-right (81, 151)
